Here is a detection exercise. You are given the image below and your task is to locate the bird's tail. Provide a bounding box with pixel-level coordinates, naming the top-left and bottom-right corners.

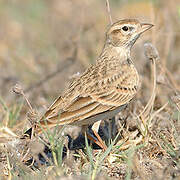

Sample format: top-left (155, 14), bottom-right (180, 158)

top-left (22, 96), bottom-right (63, 139)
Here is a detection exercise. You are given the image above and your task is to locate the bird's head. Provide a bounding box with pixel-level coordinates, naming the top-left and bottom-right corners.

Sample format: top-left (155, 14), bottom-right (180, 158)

top-left (106, 19), bottom-right (153, 49)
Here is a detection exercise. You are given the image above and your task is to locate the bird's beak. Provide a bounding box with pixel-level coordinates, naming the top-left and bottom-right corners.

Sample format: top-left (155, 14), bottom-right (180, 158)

top-left (139, 23), bottom-right (154, 34)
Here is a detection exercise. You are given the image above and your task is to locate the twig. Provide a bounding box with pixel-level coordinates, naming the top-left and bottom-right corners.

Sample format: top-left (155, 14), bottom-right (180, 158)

top-left (160, 65), bottom-right (180, 92)
top-left (12, 84), bottom-right (39, 138)
top-left (106, 0), bottom-right (113, 25)
top-left (25, 43), bottom-right (78, 93)
top-left (13, 84), bottom-right (33, 112)
top-left (139, 43), bottom-right (159, 123)
top-left (171, 94), bottom-right (180, 111)
top-left (24, 57), bottom-right (75, 93)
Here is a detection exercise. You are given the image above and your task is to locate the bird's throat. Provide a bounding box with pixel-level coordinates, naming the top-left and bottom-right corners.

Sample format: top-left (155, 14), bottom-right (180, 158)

top-left (99, 44), bottom-right (131, 64)
top-left (114, 46), bottom-right (131, 60)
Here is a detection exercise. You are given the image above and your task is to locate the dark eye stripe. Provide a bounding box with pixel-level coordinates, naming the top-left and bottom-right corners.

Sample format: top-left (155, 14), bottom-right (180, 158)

top-left (112, 29), bottom-right (121, 34)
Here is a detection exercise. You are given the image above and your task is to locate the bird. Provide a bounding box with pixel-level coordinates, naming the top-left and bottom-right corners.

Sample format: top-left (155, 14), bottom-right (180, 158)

top-left (26, 19), bottom-right (153, 150)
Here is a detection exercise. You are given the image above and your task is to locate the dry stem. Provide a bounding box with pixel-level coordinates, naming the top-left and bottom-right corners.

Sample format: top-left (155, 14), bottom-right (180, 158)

top-left (106, 0), bottom-right (113, 25)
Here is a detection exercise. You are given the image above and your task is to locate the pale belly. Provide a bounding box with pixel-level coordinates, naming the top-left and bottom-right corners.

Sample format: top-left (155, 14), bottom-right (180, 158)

top-left (70, 104), bottom-right (127, 126)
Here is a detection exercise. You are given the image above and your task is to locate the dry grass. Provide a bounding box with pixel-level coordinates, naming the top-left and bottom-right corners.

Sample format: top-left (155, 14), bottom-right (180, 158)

top-left (0, 0), bottom-right (180, 179)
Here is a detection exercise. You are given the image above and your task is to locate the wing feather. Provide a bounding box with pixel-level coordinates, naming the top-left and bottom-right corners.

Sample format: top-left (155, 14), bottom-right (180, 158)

top-left (38, 60), bottom-right (139, 131)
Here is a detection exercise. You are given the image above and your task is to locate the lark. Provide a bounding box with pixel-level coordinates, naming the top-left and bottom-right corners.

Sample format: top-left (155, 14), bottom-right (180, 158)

top-left (28, 19), bottom-right (153, 149)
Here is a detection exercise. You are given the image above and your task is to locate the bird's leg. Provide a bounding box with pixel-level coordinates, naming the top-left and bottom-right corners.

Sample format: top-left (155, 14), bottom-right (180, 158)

top-left (86, 134), bottom-right (106, 150)
top-left (109, 116), bottom-right (116, 140)
top-left (82, 124), bottom-right (107, 150)
top-left (91, 120), bottom-right (107, 151)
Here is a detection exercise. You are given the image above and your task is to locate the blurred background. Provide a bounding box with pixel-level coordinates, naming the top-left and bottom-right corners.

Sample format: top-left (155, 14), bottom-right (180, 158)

top-left (0, 0), bottom-right (179, 129)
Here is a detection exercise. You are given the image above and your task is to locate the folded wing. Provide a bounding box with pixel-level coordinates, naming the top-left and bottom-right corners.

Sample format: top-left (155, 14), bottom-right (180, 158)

top-left (38, 63), bottom-right (139, 129)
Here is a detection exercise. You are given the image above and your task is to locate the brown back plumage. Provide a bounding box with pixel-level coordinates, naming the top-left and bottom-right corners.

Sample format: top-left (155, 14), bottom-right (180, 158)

top-left (36, 19), bottom-right (153, 132)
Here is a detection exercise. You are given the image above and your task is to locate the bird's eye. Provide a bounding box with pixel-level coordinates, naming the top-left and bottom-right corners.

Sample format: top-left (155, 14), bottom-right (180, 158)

top-left (122, 26), bottom-right (129, 31)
